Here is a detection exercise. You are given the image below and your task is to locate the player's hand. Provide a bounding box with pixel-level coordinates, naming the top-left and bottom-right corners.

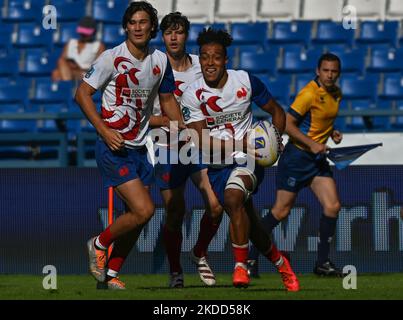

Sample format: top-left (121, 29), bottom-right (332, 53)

top-left (331, 130), bottom-right (343, 144)
top-left (310, 142), bottom-right (328, 155)
top-left (100, 128), bottom-right (125, 151)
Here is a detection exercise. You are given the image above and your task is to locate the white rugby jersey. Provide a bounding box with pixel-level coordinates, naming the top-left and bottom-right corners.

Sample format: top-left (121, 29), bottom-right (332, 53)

top-left (153, 54), bottom-right (201, 116)
top-left (152, 54), bottom-right (202, 147)
top-left (181, 69), bottom-right (272, 163)
top-left (83, 42), bottom-right (174, 148)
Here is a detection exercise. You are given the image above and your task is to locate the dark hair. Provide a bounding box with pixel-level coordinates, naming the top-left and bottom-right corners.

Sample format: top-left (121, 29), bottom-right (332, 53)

top-left (317, 53), bottom-right (341, 71)
top-left (197, 27), bottom-right (233, 56)
top-left (122, 1), bottom-right (159, 39)
top-left (160, 12), bottom-right (190, 35)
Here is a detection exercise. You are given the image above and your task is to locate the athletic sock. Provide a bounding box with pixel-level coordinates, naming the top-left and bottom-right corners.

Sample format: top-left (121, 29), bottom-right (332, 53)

top-left (261, 209), bottom-right (281, 233)
top-left (163, 224), bottom-right (183, 274)
top-left (264, 243), bottom-right (282, 267)
top-left (193, 212), bottom-right (220, 258)
top-left (232, 243), bottom-right (249, 268)
top-left (317, 215), bottom-right (337, 265)
top-left (97, 226), bottom-right (114, 249)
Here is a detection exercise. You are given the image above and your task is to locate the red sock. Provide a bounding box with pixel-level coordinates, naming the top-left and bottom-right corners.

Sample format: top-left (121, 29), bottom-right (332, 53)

top-left (264, 243), bottom-right (281, 264)
top-left (163, 225), bottom-right (183, 274)
top-left (107, 256), bottom-right (124, 274)
top-left (193, 212), bottom-right (220, 258)
top-left (98, 226), bottom-right (114, 248)
top-left (232, 243), bottom-right (249, 265)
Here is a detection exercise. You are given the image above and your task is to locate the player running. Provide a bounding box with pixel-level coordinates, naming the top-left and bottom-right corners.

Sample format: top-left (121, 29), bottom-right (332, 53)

top-left (149, 12), bottom-right (223, 288)
top-left (75, 2), bottom-right (185, 289)
top-left (248, 53), bottom-right (344, 277)
top-left (181, 28), bottom-right (300, 291)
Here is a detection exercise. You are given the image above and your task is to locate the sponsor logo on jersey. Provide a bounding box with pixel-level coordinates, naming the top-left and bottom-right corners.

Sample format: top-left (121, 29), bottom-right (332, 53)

top-left (120, 88), bottom-right (152, 99)
top-left (85, 66), bottom-right (95, 78)
top-left (182, 106), bottom-right (190, 122)
top-left (205, 111), bottom-right (247, 127)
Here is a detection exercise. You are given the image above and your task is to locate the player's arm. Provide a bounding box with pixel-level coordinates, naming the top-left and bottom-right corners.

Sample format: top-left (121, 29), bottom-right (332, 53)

top-left (286, 91), bottom-right (327, 154)
top-left (75, 82), bottom-right (124, 151)
top-left (331, 129), bottom-right (343, 144)
top-left (157, 59), bottom-right (186, 129)
top-left (149, 115), bottom-right (170, 128)
top-left (74, 51), bottom-right (124, 151)
top-left (186, 119), bottom-right (238, 155)
top-left (158, 93), bottom-right (186, 129)
top-left (249, 74), bottom-right (286, 134)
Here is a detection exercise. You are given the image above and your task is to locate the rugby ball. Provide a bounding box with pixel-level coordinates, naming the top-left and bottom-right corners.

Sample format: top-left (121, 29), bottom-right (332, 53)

top-left (249, 120), bottom-right (281, 167)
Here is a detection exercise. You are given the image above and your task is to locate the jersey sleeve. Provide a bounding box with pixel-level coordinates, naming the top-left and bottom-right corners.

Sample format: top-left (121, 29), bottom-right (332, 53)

top-left (181, 89), bottom-right (204, 125)
top-left (82, 50), bottom-right (114, 90)
top-left (289, 88), bottom-right (314, 122)
top-left (249, 73), bottom-right (272, 107)
top-left (158, 58), bottom-right (176, 94)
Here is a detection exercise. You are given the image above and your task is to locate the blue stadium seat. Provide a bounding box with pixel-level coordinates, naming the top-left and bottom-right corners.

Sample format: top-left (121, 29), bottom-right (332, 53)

top-left (257, 76), bottom-right (291, 109)
top-left (312, 21), bottom-right (355, 47)
top-left (149, 31), bottom-right (164, 48)
top-left (294, 74), bottom-right (315, 94)
top-left (367, 49), bottom-right (403, 73)
top-left (372, 100), bottom-right (392, 130)
top-left (268, 21), bottom-right (312, 48)
top-left (20, 52), bottom-right (58, 77)
top-left (102, 24), bottom-right (126, 48)
top-left (55, 23), bottom-right (77, 48)
top-left (49, 0), bottom-right (86, 21)
top-left (380, 75), bottom-right (403, 100)
top-left (237, 44), bottom-right (266, 55)
top-left (279, 50), bottom-right (321, 74)
top-left (0, 54), bottom-right (19, 78)
top-left (337, 50), bottom-right (366, 75)
top-left (31, 80), bottom-right (73, 111)
top-left (2, 3), bottom-right (42, 23)
top-left (15, 23), bottom-right (54, 49)
top-left (356, 21), bottom-right (399, 47)
top-left (187, 23), bottom-right (226, 45)
top-left (0, 119), bottom-right (36, 132)
top-left (391, 101), bottom-right (403, 129)
top-left (346, 100), bottom-right (378, 131)
top-left (340, 78), bottom-right (378, 102)
top-left (239, 51), bottom-right (277, 77)
top-left (0, 24), bottom-right (13, 50)
top-left (231, 22), bottom-right (268, 51)
top-left (92, 0), bottom-right (126, 24)
top-left (0, 84), bottom-right (29, 109)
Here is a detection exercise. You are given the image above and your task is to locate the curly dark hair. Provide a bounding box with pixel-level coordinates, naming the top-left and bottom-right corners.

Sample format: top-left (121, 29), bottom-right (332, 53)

top-left (197, 27), bottom-right (233, 56)
top-left (122, 1), bottom-right (159, 39)
top-left (160, 12), bottom-right (190, 35)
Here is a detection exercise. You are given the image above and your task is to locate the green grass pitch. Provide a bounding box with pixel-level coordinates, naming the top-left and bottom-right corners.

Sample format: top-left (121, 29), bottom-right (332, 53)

top-left (1, 273), bottom-right (402, 300)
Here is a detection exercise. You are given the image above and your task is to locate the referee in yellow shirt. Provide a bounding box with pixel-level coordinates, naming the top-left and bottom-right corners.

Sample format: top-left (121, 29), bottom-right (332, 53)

top-left (248, 53), bottom-right (344, 277)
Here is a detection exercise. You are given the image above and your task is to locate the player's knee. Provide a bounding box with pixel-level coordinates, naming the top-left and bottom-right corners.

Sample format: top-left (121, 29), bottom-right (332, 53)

top-left (324, 201), bottom-right (341, 216)
top-left (210, 203), bottom-right (223, 220)
top-left (135, 202), bottom-right (155, 225)
top-left (272, 205), bottom-right (291, 221)
top-left (224, 191), bottom-right (244, 212)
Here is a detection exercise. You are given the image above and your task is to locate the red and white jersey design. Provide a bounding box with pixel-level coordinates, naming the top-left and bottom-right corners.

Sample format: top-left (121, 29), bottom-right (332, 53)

top-left (83, 42), bottom-right (170, 147)
top-left (153, 54), bottom-right (201, 146)
top-left (153, 54), bottom-right (201, 115)
top-left (181, 70), bottom-right (254, 162)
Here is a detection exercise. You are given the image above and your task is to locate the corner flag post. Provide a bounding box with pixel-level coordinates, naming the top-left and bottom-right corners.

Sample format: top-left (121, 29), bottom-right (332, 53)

top-left (108, 186), bottom-right (114, 258)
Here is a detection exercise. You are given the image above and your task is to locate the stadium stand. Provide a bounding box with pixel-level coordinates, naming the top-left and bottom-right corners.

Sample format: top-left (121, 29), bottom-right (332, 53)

top-left (301, 0), bottom-right (344, 20)
top-left (1, 0), bottom-right (403, 167)
top-left (175, 0), bottom-right (215, 24)
top-left (214, 0), bottom-right (258, 22)
top-left (256, 0), bottom-right (300, 21)
top-left (346, 0), bottom-right (386, 21)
